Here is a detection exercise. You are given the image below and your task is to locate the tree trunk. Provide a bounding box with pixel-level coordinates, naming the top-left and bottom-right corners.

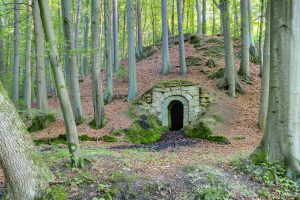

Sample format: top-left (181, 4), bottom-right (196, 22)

top-left (0, 18), bottom-right (6, 87)
top-left (104, 0), bottom-right (113, 103)
top-left (233, 0), bottom-right (239, 37)
top-left (255, 0), bottom-right (300, 178)
top-left (248, 0), bottom-right (257, 56)
top-left (214, 0), bottom-right (244, 97)
top-left (172, 0), bottom-right (175, 36)
top-left (127, 0), bottom-right (137, 101)
top-left (161, 0), bottom-right (172, 75)
top-left (212, 2), bottom-right (216, 34)
top-left (38, 0), bottom-right (82, 167)
top-left (136, 0), bottom-right (144, 58)
top-left (61, 0), bottom-right (84, 124)
top-left (33, 0), bottom-right (48, 110)
top-left (0, 82), bottom-right (52, 200)
top-left (13, 0), bottom-right (21, 107)
top-left (91, 0), bottom-right (106, 128)
top-left (238, 0), bottom-right (251, 81)
top-left (23, 0), bottom-right (33, 111)
top-left (82, 0), bottom-right (90, 76)
top-left (113, 0), bottom-right (119, 72)
top-left (202, 0), bottom-right (206, 34)
top-left (258, 0), bottom-right (265, 76)
top-left (196, 0), bottom-right (202, 35)
top-left (177, 0), bottom-right (187, 76)
top-left (257, 0), bottom-right (270, 130)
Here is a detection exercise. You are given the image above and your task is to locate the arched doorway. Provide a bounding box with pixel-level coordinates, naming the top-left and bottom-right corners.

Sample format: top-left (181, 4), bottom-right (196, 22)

top-left (168, 100), bottom-right (184, 131)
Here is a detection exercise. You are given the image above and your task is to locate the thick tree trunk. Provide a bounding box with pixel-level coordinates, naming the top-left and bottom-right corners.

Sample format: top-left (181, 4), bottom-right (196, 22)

top-left (23, 0), bottom-right (33, 111)
top-left (161, 0), bottom-right (171, 75)
top-left (238, 0), bottom-right (251, 80)
top-left (255, 0), bottom-right (300, 178)
top-left (38, 0), bottom-right (82, 167)
top-left (214, 0), bottom-right (244, 97)
top-left (33, 0), bottom-right (48, 110)
top-left (13, 0), bottom-right (21, 107)
top-left (91, 0), bottom-right (105, 128)
top-left (176, 0), bottom-right (187, 76)
top-left (258, 0), bottom-right (270, 130)
top-left (196, 0), bottom-right (202, 35)
top-left (0, 82), bottom-right (52, 200)
top-left (136, 0), bottom-right (144, 58)
top-left (202, 0), bottom-right (206, 34)
top-left (0, 19), bottom-right (6, 87)
top-left (127, 0), bottom-right (137, 101)
top-left (61, 0), bottom-right (84, 124)
top-left (104, 0), bottom-right (113, 103)
top-left (113, 0), bottom-right (119, 72)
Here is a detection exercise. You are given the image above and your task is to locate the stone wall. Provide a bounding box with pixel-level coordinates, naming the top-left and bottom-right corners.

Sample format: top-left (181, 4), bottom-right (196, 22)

top-left (136, 80), bottom-right (210, 127)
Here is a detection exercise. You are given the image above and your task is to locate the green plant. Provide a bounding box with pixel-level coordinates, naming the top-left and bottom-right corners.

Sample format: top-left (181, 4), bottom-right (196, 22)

top-left (101, 135), bottom-right (118, 143)
top-left (208, 68), bottom-right (224, 79)
top-left (116, 65), bottom-right (128, 83)
top-left (89, 118), bottom-right (107, 130)
top-left (41, 185), bottom-right (68, 200)
top-left (27, 109), bottom-right (56, 132)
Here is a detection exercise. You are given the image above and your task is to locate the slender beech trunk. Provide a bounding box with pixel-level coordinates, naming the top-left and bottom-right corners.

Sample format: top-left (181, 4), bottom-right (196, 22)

top-left (61, 0), bottom-right (84, 124)
top-left (33, 0), bottom-right (48, 110)
top-left (136, 0), bottom-right (143, 58)
top-left (212, 2), bottom-right (216, 34)
top-left (74, 0), bottom-right (82, 77)
top-left (104, 0), bottom-right (113, 103)
top-left (238, 0), bottom-right (251, 80)
top-left (82, 0), bottom-right (90, 76)
top-left (255, 0), bottom-right (300, 178)
top-left (0, 82), bottom-right (52, 200)
top-left (38, 0), bottom-right (82, 167)
top-left (248, 0), bottom-right (256, 56)
top-left (196, 0), bottom-right (202, 35)
top-left (233, 0), bottom-right (239, 38)
top-left (23, 0), bottom-right (33, 111)
top-left (151, 4), bottom-right (155, 44)
top-left (214, 0), bottom-right (244, 97)
top-left (172, 0), bottom-right (175, 36)
top-left (258, 0), bottom-right (265, 76)
top-left (122, 11), bottom-right (126, 59)
top-left (127, 0), bottom-right (137, 101)
top-left (257, 0), bottom-right (270, 130)
top-left (91, 0), bottom-right (105, 128)
top-left (13, 0), bottom-right (21, 107)
top-left (202, 0), bottom-right (206, 34)
top-left (0, 19), bottom-right (5, 86)
top-left (161, 0), bottom-right (171, 75)
top-left (177, 0), bottom-right (187, 76)
top-left (113, 0), bottom-right (119, 72)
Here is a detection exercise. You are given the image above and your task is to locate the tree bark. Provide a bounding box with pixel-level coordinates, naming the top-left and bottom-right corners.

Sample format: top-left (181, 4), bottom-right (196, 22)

top-left (136, 0), bottom-right (144, 58)
top-left (104, 0), bottom-right (113, 103)
top-left (257, 0), bottom-right (270, 130)
top-left (214, 0), bottom-right (244, 97)
top-left (91, 0), bottom-right (106, 128)
top-left (202, 0), bottom-right (206, 34)
top-left (0, 18), bottom-right (6, 87)
top-left (33, 0), bottom-right (48, 110)
top-left (127, 0), bottom-right (137, 101)
top-left (113, 0), bottom-right (119, 72)
top-left (13, 0), bottom-right (21, 107)
top-left (238, 0), bottom-right (251, 80)
top-left (82, 0), bottom-right (90, 76)
top-left (61, 0), bottom-right (84, 124)
top-left (177, 0), bottom-right (187, 76)
top-left (248, 0), bottom-right (257, 56)
top-left (196, 0), bottom-right (202, 35)
top-left (258, 0), bottom-right (265, 76)
top-left (23, 0), bottom-right (33, 111)
top-left (0, 82), bottom-right (52, 200)
top-left (38, 0), bottom-right (82, 167)
top-left (161, 0), bottom-right (171, 75)
top-left (255, 0), bottom-right (300, 178)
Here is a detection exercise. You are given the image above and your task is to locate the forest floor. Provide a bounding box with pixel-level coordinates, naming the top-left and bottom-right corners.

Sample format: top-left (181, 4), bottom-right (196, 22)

top-left (4, 35), bottom-right (287, 199)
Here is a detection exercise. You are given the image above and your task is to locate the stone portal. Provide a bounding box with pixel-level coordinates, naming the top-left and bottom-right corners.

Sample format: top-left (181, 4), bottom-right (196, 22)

top-left (169, 100), bottom-right (184, 131)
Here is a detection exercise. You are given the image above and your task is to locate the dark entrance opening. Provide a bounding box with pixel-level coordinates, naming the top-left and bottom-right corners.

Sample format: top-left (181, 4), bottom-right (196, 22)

top-left (168, 100), bottom-right (184, 131)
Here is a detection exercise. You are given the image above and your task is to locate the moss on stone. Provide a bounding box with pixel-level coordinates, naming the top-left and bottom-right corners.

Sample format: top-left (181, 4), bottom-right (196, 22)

top-left (155, 80), bottom-right (198, 88)
top-left (28, 110), bottom-right (56, 132)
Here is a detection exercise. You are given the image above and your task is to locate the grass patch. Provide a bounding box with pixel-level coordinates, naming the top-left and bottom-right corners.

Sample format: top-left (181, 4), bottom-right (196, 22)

top-left (184, 123), bottom-right (229, 144)
top-left (101, 135), bottom-right (118, 143)
top-left (40, 185), bottom-right (68, 200)
top-left (34, 134), bottom-right (97, 145)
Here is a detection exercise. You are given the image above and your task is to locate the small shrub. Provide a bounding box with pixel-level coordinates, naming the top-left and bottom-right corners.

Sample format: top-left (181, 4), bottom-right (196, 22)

top-left (208, 68), bottom-right (224, 79)
top-left (41, 185), bottom-right (68, 200)
top-left (89, 118), bottom-right (107, 130)
top-left (116, 65), bottom-right (128, 83)
top-left (28, 109), bottom-right (56, 132)
top-left (101, 135), bottom-right (118, 143)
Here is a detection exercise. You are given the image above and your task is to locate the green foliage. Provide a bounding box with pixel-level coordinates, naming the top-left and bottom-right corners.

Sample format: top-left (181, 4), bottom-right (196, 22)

top-left (101, 135), bottom-right (118, 143)
top-left (34, 134), bottom-right (97, 145)
top-left (208, 68), bottom-right (225, 79)
top-left (89, 118), bottom-right (107, 130)
top-left (41, 185), bottom-right (68, 200)
top-left (231, 157), bottom-right (300, 199)
top-left (184, 123), bottom-right (229, 144)
top-left (27, 109), bottom-right (56, 132)
top-left (115, 65), bottom-right (128, 83)
top-left (124, 126), bottom-right (161, 144)
top-left (195, 173), bottom-right (232, 200)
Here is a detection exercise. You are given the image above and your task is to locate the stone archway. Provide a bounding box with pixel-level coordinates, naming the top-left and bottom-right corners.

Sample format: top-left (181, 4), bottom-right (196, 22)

top-left (162, 95), bottom-right (189, 127)
top-left (168, 100), bottom-right (184, 130)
